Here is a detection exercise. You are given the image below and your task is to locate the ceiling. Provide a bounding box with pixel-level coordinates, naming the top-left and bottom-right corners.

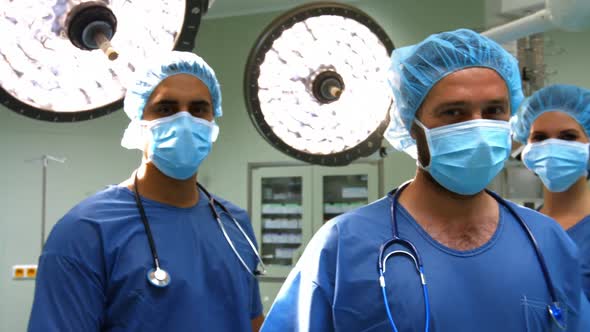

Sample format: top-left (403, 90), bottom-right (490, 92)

top-left (206, 0), bottom-right (362, 19)
top-left (206, 0), bottom-right (546, 25)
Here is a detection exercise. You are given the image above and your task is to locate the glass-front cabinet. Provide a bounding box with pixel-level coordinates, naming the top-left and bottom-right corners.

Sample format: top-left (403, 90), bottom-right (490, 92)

top-left (252, 167), bottom-right (313, 280)
top-left (251, 162), bottom-right (380, 313)
top-left (313, 163), bottom-right (380, 233)
top-left (260, 177), bottom-right (303, 267)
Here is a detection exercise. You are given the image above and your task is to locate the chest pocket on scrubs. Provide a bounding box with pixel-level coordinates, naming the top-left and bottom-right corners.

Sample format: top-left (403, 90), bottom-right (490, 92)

top-left (522, 296), bottom-right (568, 332)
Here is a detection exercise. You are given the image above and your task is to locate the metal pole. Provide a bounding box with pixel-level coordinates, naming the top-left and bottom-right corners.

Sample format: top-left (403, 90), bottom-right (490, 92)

top-left (26, 154), bottom-right (66, 252)
top-left (41, 156), bottom-right (48, 250)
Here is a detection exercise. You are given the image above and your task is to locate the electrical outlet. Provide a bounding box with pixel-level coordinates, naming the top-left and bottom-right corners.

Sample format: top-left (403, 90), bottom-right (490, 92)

top-left (12, 264), bottom-right (37, 280)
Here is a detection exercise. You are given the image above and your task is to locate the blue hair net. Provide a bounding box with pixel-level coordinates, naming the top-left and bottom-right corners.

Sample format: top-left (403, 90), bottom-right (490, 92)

top-left (384, 28), bottom-right (524, 156)
top-left (124, 51), bottom-right (222, 119)
top-left (510, 84), bottom-right (590, 143)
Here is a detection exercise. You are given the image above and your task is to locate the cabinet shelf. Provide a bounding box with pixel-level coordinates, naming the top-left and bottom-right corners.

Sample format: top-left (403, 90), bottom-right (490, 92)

top-left (262, 199), bottom-right (302, 204)
top-left (262, 228), bottom-right (301, 232)
top-left (324, 198), bottom-right (368, 203)
top-left (262, 242), bottom-right (302, 245)
top-left (262, 258), bottom-right (292, 266)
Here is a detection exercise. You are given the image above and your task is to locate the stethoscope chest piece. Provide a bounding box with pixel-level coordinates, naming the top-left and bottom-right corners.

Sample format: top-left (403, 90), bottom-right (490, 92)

top-left (548, 303), bottom-right (567, 330)
top-left (147, 267), bottom-right (171, 288)
top-left (133, 171), bottom-right (265, 289)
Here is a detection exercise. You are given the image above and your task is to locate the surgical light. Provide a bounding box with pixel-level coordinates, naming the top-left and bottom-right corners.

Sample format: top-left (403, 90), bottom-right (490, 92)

top-left (0, 0), bottom-right (214, 122)
top-left (244, 2), bottom-right (394, 166)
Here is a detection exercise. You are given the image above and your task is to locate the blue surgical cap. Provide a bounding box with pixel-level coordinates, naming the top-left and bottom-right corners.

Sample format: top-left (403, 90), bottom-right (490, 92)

top-left (510, 84), bottom-right (590, 143)
top-left (385, 28), bottom-right (524, 156)
top-left (124, 51), bottom-right (222, 119)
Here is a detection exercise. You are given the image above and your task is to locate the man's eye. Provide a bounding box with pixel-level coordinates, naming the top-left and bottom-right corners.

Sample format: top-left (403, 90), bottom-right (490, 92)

top-left (190, 106), bottom-right (212, 117)
top-left (530, 134), bottom-right (547, 142)
top-left (157, 106), bottom-right (174, 114)
top-left (441, 109), bottom-right (462, 117)
top-left (485, 106), bottom-right (506, 115)
top-left (559, 133), bottom-right (579, 141)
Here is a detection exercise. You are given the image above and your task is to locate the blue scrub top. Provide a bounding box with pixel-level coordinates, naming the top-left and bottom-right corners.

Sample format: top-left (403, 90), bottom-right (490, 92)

top-left (262, 194), bottom-right (590, 332)
top-left (568, 215), bottom-right (590, 300)
top-left (28, 185), bottom-right (262, 332)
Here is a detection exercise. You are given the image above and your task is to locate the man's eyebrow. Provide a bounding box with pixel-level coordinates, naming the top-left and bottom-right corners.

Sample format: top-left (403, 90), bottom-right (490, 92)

top-left (189, 100), bottom-right (211, 106)
top-left (560, 128), bottom-right (583, 135)
top-left (431, 98), bottom-right (509, 111)
top-left (431, 101), bottom-right (469, 113)
top-left (484, 99), bottom-right (509, 105)
top-left (435, 101), bottom-right (469, 108)
top-left (152, 99), bottom-right (179, 106)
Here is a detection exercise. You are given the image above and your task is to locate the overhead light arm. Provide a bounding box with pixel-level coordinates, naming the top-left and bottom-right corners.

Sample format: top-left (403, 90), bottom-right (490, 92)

top-left (483, 0), bottom-right (590, 43)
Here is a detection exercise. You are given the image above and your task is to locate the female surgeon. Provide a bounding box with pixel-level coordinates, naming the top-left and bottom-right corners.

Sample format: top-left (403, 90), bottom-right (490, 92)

top-left (511, 84), bottom-right (590, 300)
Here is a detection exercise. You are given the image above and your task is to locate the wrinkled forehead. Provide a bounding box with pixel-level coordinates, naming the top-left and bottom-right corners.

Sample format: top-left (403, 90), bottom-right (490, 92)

top-left (416, 67), bottom-right (509, 116)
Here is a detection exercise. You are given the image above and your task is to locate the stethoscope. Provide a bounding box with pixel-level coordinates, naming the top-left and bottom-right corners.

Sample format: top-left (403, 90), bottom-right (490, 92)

top-left (132, 173), bottom-right (266, 288)
top-left (378, 182), bottom-right (566, 332)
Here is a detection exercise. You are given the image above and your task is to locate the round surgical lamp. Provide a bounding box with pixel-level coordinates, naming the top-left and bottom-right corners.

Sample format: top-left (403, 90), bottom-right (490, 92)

top-left (483, 0), bottom-right (590, 43)
top-left (244, 2), bottom-right (394, 166)
top-left (0, 0), bottom-right (215, 122)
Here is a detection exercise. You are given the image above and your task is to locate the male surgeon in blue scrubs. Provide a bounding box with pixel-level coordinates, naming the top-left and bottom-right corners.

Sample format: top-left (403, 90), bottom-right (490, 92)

top-left (28, 51), bottom-right (264, 331)
top-left (261, 29), bottom-right (590, 331)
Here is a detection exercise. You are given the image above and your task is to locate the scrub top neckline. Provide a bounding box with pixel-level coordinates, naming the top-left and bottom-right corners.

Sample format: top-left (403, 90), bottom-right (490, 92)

top-left (113, 185), bottom-right (209, 210)
top-left (567, 214), bottom-right (590, 234)
top-left (395, 200), bottom-right (506, 257)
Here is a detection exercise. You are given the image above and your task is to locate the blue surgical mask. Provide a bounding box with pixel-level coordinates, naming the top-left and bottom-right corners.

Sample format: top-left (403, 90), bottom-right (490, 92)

top-left (416, 119), bottom-right (512, 195)
top-left (147, 112), bottom-right (219, 180)
top-left (522, 138), bottom-right (589, 192)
